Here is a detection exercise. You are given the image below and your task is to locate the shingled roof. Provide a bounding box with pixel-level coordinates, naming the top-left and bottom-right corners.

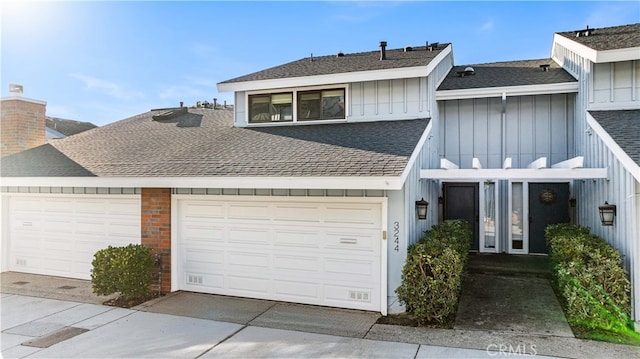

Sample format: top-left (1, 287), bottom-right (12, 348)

top-left (589, 110), bottom-right (640, 167)
top-left (557, 23), bottom-right (640, 51)
top-left (437, 58), bottom-right (577, 91)
top-left (220, 44), bottom-right (450, 84)
top-left (46, 117), bottom-right (97, 137)
top-left (1, 108), bottom-right (429, 178)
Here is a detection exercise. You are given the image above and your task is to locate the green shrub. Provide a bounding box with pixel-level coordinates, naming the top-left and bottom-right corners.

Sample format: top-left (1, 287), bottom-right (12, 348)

top-left (91, 244), bottom-right (154, 301)
top-left (545, 224), bottom-right (632, 333)
top-left (396, 219), bottom-right (471, 324)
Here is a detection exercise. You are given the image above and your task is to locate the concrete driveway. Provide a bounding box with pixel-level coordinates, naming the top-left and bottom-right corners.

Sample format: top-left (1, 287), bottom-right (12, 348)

top-left (2, 272), bottom-right (639, 358)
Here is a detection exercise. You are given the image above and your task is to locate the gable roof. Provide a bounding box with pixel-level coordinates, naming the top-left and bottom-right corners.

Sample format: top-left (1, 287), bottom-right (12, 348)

top-left (46, 117), bottom-right (97, 137)
top-left (218, 44), bottom-right (451, 90)
top-left (556, 23), bottom-right (640, 52)
top-left (2, 108), bottom-right (429, 182)
top-left (588, 110), bottom-right (640, 167)
top-left (0, 144), bottom-right (95, 177)
top-left (437, 58), bottom-right (577, 91)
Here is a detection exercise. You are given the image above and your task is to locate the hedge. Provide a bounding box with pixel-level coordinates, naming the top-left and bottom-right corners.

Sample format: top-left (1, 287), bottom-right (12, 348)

top-left (396, 219), bottom-right (471, 324)
top-left (545, 223), bottom-right (632, 332)
top-left (91, 244), bottom-right (154, 301)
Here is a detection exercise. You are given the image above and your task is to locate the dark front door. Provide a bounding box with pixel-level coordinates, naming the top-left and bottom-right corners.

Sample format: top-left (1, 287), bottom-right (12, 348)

top-left (443, 182), bottom-right (479, 251)
top-left (528, 183), bottom-right (570, 254)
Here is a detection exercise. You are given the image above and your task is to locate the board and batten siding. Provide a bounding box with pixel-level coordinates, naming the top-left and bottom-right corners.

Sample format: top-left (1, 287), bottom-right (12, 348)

top-left (591, 60), bottom-right (640, 109)
top-left (575, 127), bottom-right (640, 324)
top-left (438, 94), bottom-right (575, 169)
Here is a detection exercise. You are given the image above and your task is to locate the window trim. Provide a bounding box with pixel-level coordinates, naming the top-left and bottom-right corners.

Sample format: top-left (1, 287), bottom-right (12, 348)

top-left (245, 84), bottom-right (348, 126)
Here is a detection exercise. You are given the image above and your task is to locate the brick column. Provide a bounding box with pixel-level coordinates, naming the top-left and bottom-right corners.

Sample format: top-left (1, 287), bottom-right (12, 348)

top-left (141, 188), bottom-right (172, 293)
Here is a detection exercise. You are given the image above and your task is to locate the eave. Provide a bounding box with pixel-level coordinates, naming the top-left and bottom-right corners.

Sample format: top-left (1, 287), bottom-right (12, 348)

top-left (552, 33), bottom-right (640, 63)
top-left (0, 176), bottom-right (405, 191)
top-left (217, 45), bottom-right (452, 93)
top-left (436, 82), bottom-right (579, 101)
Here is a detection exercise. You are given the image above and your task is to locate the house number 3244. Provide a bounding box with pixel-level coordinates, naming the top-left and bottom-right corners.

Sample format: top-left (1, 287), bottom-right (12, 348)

top-left (393, 221), bottom-right (400, 252)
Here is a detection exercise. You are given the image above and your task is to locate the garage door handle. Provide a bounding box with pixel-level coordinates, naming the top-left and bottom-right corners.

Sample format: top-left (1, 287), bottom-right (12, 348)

top-left (340, 238), bottom-right (358, 244)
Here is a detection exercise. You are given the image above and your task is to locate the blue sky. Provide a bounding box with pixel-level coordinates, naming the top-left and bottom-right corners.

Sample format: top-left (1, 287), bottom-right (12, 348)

top-left (2, 1), bottom-right (638, 126)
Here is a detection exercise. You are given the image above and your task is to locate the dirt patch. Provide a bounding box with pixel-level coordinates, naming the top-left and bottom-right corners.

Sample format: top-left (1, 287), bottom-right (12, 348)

top-left (104, 292), bottom-right (163, 308)
top-left (375, 312), bottom-right (455, 329)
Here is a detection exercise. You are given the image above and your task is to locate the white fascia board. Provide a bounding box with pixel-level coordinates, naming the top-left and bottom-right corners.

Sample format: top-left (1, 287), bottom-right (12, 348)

top-left (218, 46), bottom-right (452, 93)
top-left (420, 168), bottom-right (608, 181)
top-left (596, 47), bottom-right (640, 63)
top-left (587, 113), bottom-right (640, 182)
top-left (553, 33), bottom-right (640, 63)
top-left (0, 176), bottom-right (404, 190)
top-left (553, 33), bottom-right (598, 62)
top-left (436, 82), bottom-right (578, 101)
top-left (399, 120), bottom-right (433, 185)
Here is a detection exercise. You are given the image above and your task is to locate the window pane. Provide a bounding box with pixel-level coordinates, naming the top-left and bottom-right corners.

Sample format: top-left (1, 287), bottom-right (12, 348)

top-left (484, 182), bottom-right (496, 249)
top-left (321, 89), bottom-right (345, 119)
top-left (298, 91), bottom-right (321, 120)
top-left (271, 93), bottom-right (292, 122)
top-left (249, 95), bottom-right (271, 123)
top-left (511, 183), bottom-right (523, 250)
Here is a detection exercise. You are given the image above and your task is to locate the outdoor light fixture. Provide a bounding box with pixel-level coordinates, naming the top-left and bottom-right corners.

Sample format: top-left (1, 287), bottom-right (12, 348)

top-left (598, 202), bottom-right (616, 226)
top-left (569, 198), bottom-right (576, 208)
top-left (416, 198), bottom-right (429, 220)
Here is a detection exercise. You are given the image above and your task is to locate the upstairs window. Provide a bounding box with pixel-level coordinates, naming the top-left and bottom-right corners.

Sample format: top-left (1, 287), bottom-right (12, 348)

top-left (249, 93), bottom-right (293, 123)
top-left (248, 87), bottom-right (346, 124)
top-left (298, 89), bottom-right (345, 121)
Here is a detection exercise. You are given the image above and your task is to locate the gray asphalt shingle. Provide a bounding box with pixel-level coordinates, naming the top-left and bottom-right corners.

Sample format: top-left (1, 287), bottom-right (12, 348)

top-left (589, 110), bottom-right (640, 167)
top-left (557, 23), bottom-right (640, 52)
top-left (220, 44), bottom-right (449, 84)
top-left (437, 58), bottom-right (577, 91)
top-left (2, 108), bottom-right (429, 178)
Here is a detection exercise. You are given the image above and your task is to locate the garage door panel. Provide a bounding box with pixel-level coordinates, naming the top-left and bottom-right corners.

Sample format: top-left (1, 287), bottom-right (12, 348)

top-left (227, 275), bottom-right (270, 294)
top-left (227, 202), bottom-right (270, 220)
top-left (227, 226), bottom-right (270, 245)
top-left (227, 251), bottom-right (270, 270)
top-left (8, 195), bottom-right (141, 280)
top-left (182, 202), bottom-right (225, 219)
top-left (274, 280), bottom-right (320, 299)
top-left (324, 204), bottom-right (381, 226)
top-left (273, 204), bottom-right (322, 224)
top-left (273, 254), bottom-right (320, 272)
top-left (324, 230), bottom-right (377, 252)
top-left (178, 198), bottom-right (384, 312)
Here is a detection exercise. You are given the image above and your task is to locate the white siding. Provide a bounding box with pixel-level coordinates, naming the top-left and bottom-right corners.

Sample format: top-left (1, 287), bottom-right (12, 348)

top-left (439, 94), bottom-right (575, 169)
top-left (576, 129), bottom-right (640, 323)
top-left (591, 61), bottom-right (640, 109)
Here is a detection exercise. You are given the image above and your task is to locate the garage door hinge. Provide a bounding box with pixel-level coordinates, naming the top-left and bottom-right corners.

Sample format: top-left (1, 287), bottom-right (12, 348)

top-left (382, 230), bottom-right (387, 240)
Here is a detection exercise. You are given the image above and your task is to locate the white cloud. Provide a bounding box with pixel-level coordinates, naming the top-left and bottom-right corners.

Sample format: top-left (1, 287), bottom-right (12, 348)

top-left (70, 74), bottom-right (144, 100)
top-left (480, 21), bottom-right (494, 33)
top-left (583, 3), bottom-right (639, 29)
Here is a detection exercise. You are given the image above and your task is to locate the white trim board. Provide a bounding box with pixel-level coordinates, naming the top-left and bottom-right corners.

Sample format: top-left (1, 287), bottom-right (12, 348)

top-left (552, 33), bottom-right (640, 63)
top-left (420, 168), bottom-right (607, 181)
top-left (0, 176), bottom-right (405, 190)
top-left (218, 46), bottom-right (453, 93)
top-left (436, 82), bottom-right (578, 101)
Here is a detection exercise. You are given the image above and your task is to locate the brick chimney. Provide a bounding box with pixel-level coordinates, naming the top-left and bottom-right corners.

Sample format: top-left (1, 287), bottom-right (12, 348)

top-left (1, 87), bottom-right (47, 157)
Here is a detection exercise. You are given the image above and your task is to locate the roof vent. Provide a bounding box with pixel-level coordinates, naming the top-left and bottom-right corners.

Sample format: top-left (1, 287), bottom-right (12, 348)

top-left (430, 42), bottom-right (439, 51)
top-left (404, 45), bottom-right (413, 52)
top-left (457, 66), bottom-right (475, 77)
top-left (540, 64), bottom-right (550, 72)
top-left (379, 41), bottom-right (387, 60)
top-left (576, 25), bottom-right (592, 37)
top-left (336, 51), bottom-right (345, 57)
top-left (152, 106), bottom-right (188, 121)
top-left (9, 83), bottom-right (23, 95)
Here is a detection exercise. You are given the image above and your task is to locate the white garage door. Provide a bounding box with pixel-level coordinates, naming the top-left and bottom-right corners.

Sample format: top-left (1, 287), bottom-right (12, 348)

top-left (7, 195), bottom-right (141, 279)
top-left (177, 197), bottom-right (386, 312)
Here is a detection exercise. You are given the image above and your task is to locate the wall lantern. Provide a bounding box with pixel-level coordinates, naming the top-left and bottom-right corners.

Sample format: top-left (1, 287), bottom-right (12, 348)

top-left (416, 198), bottom-right (429, 220)
top-left (569, 198), bottom-right (576, 208)
top-left (598, 202), bottom-right (616, 226)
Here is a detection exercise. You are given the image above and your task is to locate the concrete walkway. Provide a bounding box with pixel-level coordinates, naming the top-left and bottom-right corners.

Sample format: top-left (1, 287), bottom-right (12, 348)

top-left (2, 271), bottom-right (639, 358)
